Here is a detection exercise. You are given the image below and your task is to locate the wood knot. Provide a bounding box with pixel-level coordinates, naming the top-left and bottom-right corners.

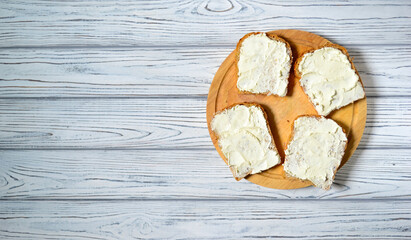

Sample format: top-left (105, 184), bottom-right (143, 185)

top-left (205, 0), bottom-right (234, 12)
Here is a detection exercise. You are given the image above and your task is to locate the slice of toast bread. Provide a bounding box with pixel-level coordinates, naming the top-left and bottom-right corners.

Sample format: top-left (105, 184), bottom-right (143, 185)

top-left (210, 103), bottom-right (281, 180)
top-left (283, 115), bottom-right (348, 190)
top-left (235, 32), bottom-right (293, 97)
top-left (294, 43), bottom-right (365, 116)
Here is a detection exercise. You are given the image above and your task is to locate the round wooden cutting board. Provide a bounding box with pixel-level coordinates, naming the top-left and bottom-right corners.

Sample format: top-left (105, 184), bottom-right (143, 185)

top-left (206, 29), bottom-right (367, 189)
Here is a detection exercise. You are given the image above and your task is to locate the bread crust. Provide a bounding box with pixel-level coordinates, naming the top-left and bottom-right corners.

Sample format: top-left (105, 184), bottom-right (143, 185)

top-left (284, 115), bottom-right (348, 190)
top-left (235, 32), bottom-right (293, 96)
top-left (294, 43), bottom-right (366, 116)
top-left (211, 102), bottom-right (281, 181)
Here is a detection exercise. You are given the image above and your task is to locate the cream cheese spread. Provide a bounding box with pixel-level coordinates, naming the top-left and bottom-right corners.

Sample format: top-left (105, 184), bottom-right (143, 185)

top-left (211, 104), bottom-right (281, 178)
top-left (298, 47), bottom-right (365, 116)
top-left (284, 116), bottom-right (347, 189)
top-left (237, 33), bottom-right (291, 97)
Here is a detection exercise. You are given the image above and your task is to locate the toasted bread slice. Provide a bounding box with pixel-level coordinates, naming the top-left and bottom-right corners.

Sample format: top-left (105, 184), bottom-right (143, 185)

top-left (283, 115), bottom-right (348, 190)
top-left (210, 103), bottom-right (281, 180)
top-left (294, 43), bottom-right (365, 116)
top-left (236, 32), bottom-right (292, 97)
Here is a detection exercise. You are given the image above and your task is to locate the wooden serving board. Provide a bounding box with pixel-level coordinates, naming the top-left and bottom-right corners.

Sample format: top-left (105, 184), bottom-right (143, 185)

top-left (206, 29), bottom-right (367, 189)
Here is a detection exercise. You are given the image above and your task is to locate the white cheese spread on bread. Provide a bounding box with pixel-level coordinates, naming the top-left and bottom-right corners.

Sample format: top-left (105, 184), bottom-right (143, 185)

top-left (237, 33), bottom-right (291, 97)
top-left (211, 104), bottom-right (281, 179)
top-left (298, 47), bottom-right (365, 116)
top-left (284, 116), bottom-right (347, 189)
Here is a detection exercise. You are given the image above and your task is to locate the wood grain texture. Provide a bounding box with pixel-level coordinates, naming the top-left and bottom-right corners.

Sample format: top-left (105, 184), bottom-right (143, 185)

top-left (0, 148), bottom-right (410, 200)
top-left (0, 45), bottom-right (409, 98)
top-left (207, 29), bottom-right (367, 189)
top-left (1, 1), bottom-right (410, 238)
top-left (0, 200), bottom-right (410, 239)
top-left (0, 97), bottom-right (409, 149)
top-left (1, 0), bottom-right (410, 47)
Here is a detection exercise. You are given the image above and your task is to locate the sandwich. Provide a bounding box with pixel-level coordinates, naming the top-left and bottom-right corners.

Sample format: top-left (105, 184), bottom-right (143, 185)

top-left (211, 103), bottom-right (282, 180)
top-left (236, 32), bottom-right (292, 97)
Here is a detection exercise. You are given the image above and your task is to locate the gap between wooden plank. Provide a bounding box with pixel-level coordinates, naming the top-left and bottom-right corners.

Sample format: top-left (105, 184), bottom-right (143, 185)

top-left (0, 199), bottom-right (409, 202)
top-left (0, 95), bottom-right (401, 100)
top-left (0, 146), bottom-right (408, 151)
top-left (0, 43), bottom-right (409, 50)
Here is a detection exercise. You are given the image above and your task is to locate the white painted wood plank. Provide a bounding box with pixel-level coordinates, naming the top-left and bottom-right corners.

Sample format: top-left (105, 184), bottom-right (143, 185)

top-left (0, 200), bottom-right (410, 239)
top-left (0, 148), bottom-right (409, 200)
top-left (0, 97), bottom-right (409, 149)
top-left (1, 1), bottom-right (410, 47)
top-left (0, 45), bottom-right (409, 97)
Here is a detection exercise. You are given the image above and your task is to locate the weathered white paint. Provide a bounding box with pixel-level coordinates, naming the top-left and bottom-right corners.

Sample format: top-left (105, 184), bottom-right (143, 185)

top-left (0, 0), bottom-right (410, 238)
top-left (0, 149), bottom-right (410, 200)
top-left (0, 46), bottom-right (409, 97)
top-left (0, 97), bottom-right (409, 149)
top-left (0, 200), bottom-right (410, 239)
top-left (0, 0), bottom-right (410, 47)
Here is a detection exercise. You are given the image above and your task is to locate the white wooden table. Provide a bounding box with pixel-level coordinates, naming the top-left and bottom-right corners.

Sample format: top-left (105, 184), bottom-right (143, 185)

top-left (0, 0), bottom-right (410, 239)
